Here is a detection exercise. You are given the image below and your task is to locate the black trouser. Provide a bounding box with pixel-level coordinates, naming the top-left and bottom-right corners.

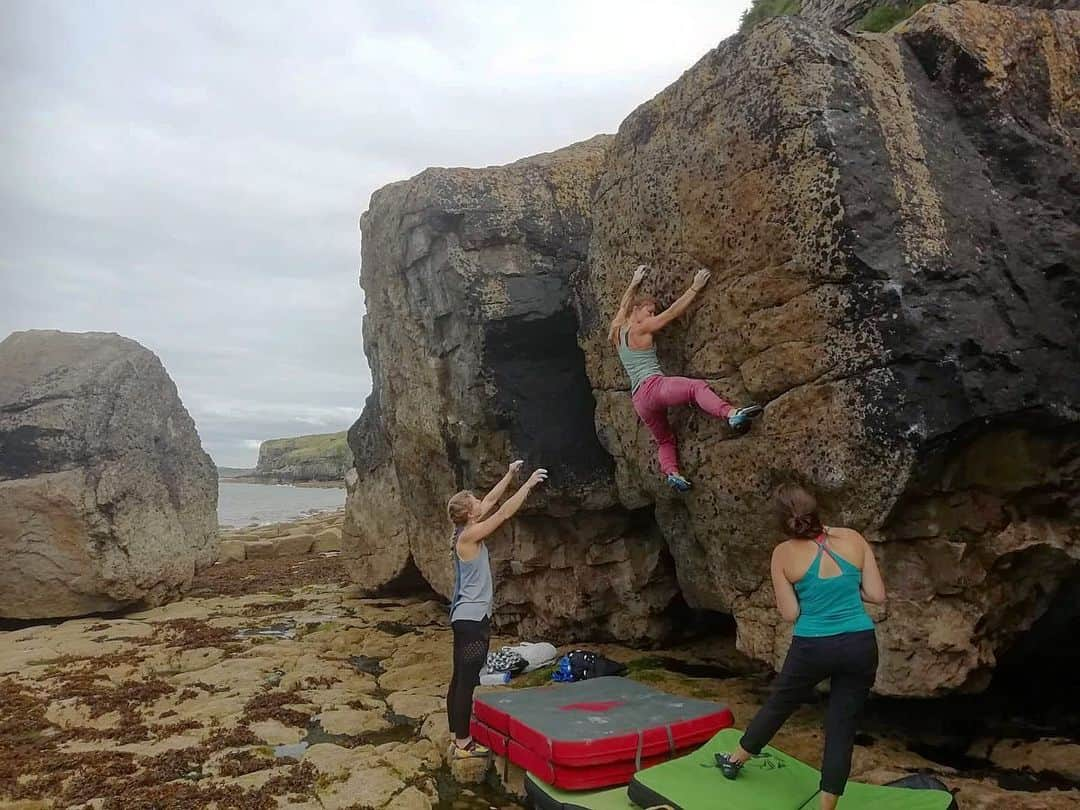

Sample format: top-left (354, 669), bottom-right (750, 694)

top-left (741, 630), bottom-right (878, 796)
top-left (446, 616), bottom-right (491, 740)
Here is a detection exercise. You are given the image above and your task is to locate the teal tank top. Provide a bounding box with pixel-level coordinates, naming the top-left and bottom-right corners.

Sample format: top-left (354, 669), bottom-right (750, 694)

top-left (793, 534), bottom-right (875, 638)
top-left (616, 326), bottom-right (663, 393)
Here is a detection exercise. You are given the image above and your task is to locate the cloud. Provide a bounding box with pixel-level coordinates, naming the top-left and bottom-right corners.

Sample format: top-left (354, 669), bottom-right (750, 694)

top-left (0, 0), bottom-right (746, 467)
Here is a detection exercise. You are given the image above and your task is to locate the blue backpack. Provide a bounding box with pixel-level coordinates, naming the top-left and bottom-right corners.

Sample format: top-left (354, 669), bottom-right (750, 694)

top-left (551, 650), bottom-right (627, 682)
top-left (551, 655), bottom-right (574, 682)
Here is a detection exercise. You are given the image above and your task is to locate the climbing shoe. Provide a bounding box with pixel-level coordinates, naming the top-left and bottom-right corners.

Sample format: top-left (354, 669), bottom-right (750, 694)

top-left (727, 404), bottom-right (763, 431)
top-left (666, 473), bottom-right (692, 492)
top-left (715, 752), bottom-right (743, 780)
top-left (450, 739), bottom-right (490, 759)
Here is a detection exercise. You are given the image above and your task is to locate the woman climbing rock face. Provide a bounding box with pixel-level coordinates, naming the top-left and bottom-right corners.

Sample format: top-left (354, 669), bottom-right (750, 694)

top-left (609, 264), bottom-right (762, 491)
top-left (444, 459), bottom-right (547, 760)
top-left (716, 484), bottom-right (887, 810)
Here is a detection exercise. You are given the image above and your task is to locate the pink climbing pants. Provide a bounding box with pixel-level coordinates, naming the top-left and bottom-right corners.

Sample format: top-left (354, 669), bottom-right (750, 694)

top-left (631, 375), bottom-right (733, 476)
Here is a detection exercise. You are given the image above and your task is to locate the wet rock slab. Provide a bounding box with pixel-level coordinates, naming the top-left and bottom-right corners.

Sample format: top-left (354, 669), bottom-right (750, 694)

top-left (2, 551), bottom-right (1077, 809)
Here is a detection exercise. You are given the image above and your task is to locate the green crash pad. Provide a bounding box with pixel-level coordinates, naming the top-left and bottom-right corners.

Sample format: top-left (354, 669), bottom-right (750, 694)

top-left (628, 728), bottom-right (955, 810)
top-left (628, 728), bottom-right (821, 810)
top-left (811, 780), bottom-right (955, 809)
top-left (525, 773), bottom-right (636, 810)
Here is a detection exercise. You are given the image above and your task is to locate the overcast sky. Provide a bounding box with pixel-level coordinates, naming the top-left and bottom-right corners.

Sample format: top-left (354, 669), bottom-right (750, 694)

top-left (1, 1), bottom-right (747, 467)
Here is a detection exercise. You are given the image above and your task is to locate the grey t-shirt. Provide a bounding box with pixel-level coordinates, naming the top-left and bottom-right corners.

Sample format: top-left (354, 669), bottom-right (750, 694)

top-left (450, 531), bottom-right (493, 622)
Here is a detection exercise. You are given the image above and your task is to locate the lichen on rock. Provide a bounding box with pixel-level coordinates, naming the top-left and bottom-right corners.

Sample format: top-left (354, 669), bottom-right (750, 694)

top-left (578, 1), bottom-right (1080, 695)
top-left (342, 137), bottom-right (681, 643)
top-left (344, 2), bottom-right (1080, 696)
top-left (0, 330), bottom-right (218, 619)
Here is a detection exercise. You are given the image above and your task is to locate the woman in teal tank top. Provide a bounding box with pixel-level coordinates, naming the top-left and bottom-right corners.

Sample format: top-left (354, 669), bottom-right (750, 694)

top-left (717, 485), bottom-right (887, 810)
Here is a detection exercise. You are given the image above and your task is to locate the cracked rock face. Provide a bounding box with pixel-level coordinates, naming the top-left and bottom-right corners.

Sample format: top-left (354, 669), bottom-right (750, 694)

top-left (0, 330), bottom-right (218, 619)
top-left (346, 3), bottom-right (1079, 694)
top-left (577, 3), bottom-right (1079, 694)
top-left (343, 138), bottom-right (680, 643)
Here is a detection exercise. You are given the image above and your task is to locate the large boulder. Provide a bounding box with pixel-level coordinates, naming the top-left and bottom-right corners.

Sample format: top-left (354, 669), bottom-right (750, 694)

top-left (0, 330), bottom-right (218, 618)
top-left (345, 2), bottom-right (1079, 694)
top-left (577, 1), bottom-right (1079, 694)
top-left (343, 138), bottom-right (680, 641)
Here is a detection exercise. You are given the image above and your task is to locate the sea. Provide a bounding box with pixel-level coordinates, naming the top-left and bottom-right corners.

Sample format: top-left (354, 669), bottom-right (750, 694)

top-left (217, 481), bottom-right (345, 528)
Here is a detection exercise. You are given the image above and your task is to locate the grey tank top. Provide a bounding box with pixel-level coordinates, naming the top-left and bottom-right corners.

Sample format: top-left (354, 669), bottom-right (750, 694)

top-left (617, 326), bottom-right (663, 394)
top-left (450, 528), bottom-right (493, 622)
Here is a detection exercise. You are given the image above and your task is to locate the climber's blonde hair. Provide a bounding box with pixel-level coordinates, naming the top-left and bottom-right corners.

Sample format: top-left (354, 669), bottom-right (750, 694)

top-left (447, 490), bottom-right (475, 527)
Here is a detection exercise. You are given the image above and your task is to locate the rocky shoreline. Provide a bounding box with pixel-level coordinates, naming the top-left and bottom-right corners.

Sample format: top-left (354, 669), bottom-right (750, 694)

top-left (224, 479), bottom-right (347, 489)
top-left (217, 510), bottom-right (347, 564)
top-left (4, 3), bottom-right (1078, 807)
top-left (1, 513), bottom-right (1077, 809)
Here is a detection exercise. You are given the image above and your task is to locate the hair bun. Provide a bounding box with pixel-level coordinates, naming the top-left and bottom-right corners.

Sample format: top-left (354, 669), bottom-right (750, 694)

top-left (774, 483), bottom-right (823, 539)
top-left (788, 513), bottom-right (822, 539)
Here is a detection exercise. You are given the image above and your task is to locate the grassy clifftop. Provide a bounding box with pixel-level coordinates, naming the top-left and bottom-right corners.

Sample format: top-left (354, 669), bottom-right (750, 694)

top-left (740, 0), bottom-right (932, 33)
top-left (856, 1), bottom-right (931, 32)
top-left (254, 431), bottom-right (352, 482)
top-left (740, 0), bottom-right (802, 32)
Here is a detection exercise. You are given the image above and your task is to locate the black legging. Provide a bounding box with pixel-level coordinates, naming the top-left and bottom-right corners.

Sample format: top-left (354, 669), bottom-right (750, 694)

top-left (446, 617), bottom-right (491, 740)
top-left (741, 629), bottom-right (878, 796)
